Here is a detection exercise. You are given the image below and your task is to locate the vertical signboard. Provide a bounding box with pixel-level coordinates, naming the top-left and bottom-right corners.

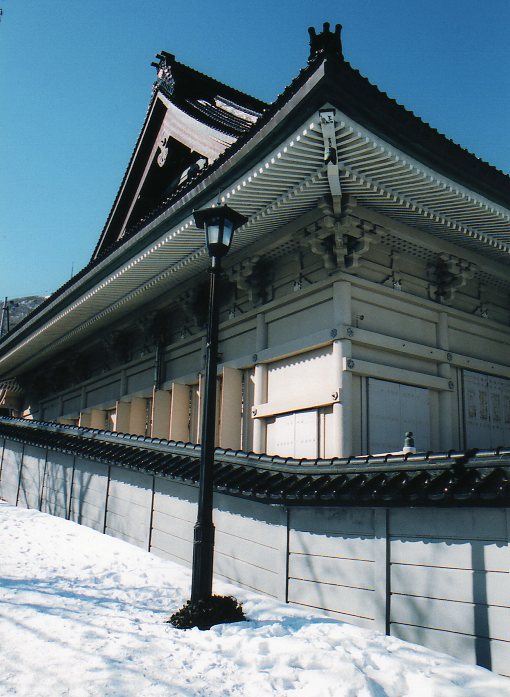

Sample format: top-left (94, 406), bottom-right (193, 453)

top-left (368, 379), bottom-right (430, 454)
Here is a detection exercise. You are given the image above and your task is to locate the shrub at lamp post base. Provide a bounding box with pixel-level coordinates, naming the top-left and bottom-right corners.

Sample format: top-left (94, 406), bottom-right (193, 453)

top-left (168, 595), bottom-right (246, 631)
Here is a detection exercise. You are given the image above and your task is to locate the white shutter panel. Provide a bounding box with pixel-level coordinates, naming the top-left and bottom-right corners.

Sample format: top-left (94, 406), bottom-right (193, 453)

top-left (266, 410), bottom-right (319, 458)
top-left (503, 379), bottom-right (510, 446)
top-left (369, 379), bottom-right (430, 454)
top-left (464, 371), bottom-right (491, 449)
top-left (400, 384), bottom-right (431, 452)
top-left (293, 410), bottom-right (318, 459)
top-left (266, 413), bottom-right (295, 457)
top-left (488, 376), bottom-right (510, 448)
top-left (368, 379), bottom-right (401, 454)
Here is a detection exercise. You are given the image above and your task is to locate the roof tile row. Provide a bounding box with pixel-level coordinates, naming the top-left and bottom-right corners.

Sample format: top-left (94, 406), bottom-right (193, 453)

top-left (1, 418), bottom-right (510, 507)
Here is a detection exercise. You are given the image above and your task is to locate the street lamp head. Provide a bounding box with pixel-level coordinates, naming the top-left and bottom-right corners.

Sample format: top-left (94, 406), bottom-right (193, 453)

top-left (193, 204), bottom-right (248, 258)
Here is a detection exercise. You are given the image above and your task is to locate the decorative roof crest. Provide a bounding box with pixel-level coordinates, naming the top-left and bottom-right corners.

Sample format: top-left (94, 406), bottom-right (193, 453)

top-left (308, 22), bottom-right (343, 63)
top-left (151, 51), bottom-right (176, 95)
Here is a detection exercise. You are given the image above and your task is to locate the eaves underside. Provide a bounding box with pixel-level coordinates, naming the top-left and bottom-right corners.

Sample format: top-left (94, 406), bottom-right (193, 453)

top-left (94, 54), bottom-right (510, 268)
top-left (0, 72), bottom-right (509, 376)
top-left (322, 66), bottom-right (510, 211)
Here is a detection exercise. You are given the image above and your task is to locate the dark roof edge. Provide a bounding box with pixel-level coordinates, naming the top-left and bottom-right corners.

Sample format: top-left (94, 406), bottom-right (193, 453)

top-left (323, 58), bottom-right (510, 209)
top-left (0, 61), bottom-right (323, 360)
top-left (2, 47), bottom-right (508, 361)
top-left (90, 91), bottom-right (163, 262)
top-left (105, 51), bottom-right (510, 249)
top-left (1, 418), bottom-right (510, 507)
top-left (158, 53), bottom-right (268, 113)
top-left (92, 56), bottom-right (267, 262)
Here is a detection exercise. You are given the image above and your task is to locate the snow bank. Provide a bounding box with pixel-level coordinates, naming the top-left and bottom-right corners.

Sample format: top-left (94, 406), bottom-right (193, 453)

top-left (1, 503), bottom-right (508, 696)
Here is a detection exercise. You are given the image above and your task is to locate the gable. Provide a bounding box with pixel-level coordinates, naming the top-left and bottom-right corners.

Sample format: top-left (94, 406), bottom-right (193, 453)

top-left (92, 54), bottom-right (265, 261)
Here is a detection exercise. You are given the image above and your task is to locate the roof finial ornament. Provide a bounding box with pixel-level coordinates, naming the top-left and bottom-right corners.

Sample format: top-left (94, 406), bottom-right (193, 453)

top-left (308, 22), bottom-right (343, 63)
top-left (151, 51), bottom-right (176, 95)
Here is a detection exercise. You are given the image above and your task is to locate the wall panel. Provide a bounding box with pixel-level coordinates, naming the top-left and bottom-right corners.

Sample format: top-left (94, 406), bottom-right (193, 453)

top-left (391, 624), bottom-right (510, 677)
top-left (69, 459), bottom-right (108, 531)
top-left (151, 527), bottom-right (193, 564)
top-left (62, 394), bottom-right (81, 414)
top-left (288, 578), bottom-right (375, 627)
top-left (288, 506), bottom-right (376, 626)
top-left (267, 347), bottom-right (332, 404)
top-left (86, 380), bottom-right (121, 408)
top-left (41, 452), bottom-right (74, 519)
top-left (126, 368), bottom-right (152, 396)
top-left (219, 327), bottom-right (256, 363)
top-left (351, 292), bottom-right (436, 345)
top-left (267, 299), bottom-right (332, 346)
top-left (389, 506), bottom-right (507, 541)
top-left (388, 506), bottom-right (510, 672)
top-left (41, 401), bottom-right (59, 420)
top-left (213, 496), bottom-right (285, 597)
top-left (391, 564), bottom-right (509, 606)
top-left (166, 349), bottom-right (201, 381)
top-left (450, 325), bottom-right (509, 364)
top-left (0, 440), bottom-right (23, 503)
top-left (104, 467), bottom-right (152, 549)
top-left (18, 445), bottom-right (46, 510)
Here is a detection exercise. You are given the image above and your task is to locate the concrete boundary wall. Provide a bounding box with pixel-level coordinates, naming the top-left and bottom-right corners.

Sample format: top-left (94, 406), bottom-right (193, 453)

top-left (1, 436), bottom-right (509, 677)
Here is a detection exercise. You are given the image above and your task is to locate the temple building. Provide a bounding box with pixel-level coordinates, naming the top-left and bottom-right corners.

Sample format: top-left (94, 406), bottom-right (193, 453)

top-left (1, 24), bottom-right (510, 674)
top-left (1, 24), bottom-right (508, 456)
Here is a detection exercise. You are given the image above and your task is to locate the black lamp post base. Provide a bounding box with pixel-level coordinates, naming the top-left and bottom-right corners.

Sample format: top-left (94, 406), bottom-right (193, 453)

top-left (168, 595), bottom-right (246, 630)
top-left (190, 522), bottom-right (215, 605)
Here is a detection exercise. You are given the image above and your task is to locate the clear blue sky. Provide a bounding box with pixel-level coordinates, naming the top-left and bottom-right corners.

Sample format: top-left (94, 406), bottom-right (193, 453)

top-left (1, 1), bottom-right (509, 300)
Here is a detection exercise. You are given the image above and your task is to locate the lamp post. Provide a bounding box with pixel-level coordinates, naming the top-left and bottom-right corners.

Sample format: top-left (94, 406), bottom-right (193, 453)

top-left (190, 204), bottom-right (247, 607)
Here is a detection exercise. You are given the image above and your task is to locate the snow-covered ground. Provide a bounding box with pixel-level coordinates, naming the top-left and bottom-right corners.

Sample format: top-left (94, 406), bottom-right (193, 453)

top-left (1, 503), bottom-right (509, 697)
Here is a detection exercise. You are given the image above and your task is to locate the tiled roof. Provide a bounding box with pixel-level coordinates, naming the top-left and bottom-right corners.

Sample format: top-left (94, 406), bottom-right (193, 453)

top-left (91, 55), bottom-right (266, 261)
top-left (1, 418), bottom-right (509, 507)
top-left (2, 35), bottom-right (509, 353)
top-left (121, 44), bottom-right (510, 243)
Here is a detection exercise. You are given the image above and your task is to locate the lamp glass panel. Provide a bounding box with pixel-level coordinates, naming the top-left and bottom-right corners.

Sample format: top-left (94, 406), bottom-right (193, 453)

top-left (206, 219), bottom-right (221, 247)
top-left (222, 219), bottom-right (234, 249)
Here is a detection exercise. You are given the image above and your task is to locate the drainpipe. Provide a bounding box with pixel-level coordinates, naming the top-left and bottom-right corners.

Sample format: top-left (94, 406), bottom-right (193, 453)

top-left (154, 339), bottom-right (164, 390)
